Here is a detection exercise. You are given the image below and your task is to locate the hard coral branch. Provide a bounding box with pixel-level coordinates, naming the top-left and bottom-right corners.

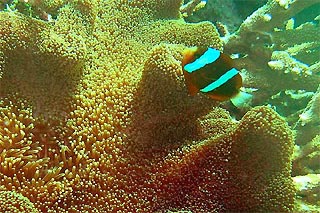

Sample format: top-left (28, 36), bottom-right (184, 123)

top-left (294, 85), bottom-right (320, 145)
top-left (293, 173), bottom-right (320, 212)
top-left (226, 0), bottom-right (319, 49)
top-left (223, 0), bottom-right (320, 105)
top-left (293, 135), bottom-right (320, 175)
top-left (180, 0), bottom-right (206, 17)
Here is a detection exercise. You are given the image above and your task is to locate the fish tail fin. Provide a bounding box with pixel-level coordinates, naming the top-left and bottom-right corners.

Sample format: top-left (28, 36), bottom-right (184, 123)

top-left (231, 91), bottom-right (253, 108)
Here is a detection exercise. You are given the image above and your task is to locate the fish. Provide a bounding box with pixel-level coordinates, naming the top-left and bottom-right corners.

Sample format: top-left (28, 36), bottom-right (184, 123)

top-left (182, 46), bottom-right (254, 107)
top-left (182, 46), bottom-right (243, 101)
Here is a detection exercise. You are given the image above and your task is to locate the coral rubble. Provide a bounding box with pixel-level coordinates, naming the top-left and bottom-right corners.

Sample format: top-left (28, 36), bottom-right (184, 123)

top-left (0, 0), bottom-right (296, 212)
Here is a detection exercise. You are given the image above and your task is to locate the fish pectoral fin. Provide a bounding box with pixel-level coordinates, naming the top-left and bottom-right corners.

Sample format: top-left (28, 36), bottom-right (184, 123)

top-left (183, 72), bottom-right (199, 96)
top-left (187, 83), bottom-right (199, 96)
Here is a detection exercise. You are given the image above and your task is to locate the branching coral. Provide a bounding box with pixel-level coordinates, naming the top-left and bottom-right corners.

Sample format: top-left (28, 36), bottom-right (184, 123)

top-left (293, 135), bottom-right (320, 175)
top-left (293, 173), bottom-right (320, 212)
top-left (224, 0), bottom-right (319, 105)
top-left (180, 0), bottom-right (206, 18)
top-left (0, 0), bottom-right (296, 212)
top-left (183, 0), bottom-right (268, 33)
top-left (293, 85), bottom-right (320, 145)
top-left (183, 1), bottom-right (319, 130)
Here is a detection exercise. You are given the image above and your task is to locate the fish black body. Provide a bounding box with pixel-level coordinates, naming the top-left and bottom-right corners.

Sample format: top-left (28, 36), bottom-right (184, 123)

top-left (182, 47), bottom-right (242, 101)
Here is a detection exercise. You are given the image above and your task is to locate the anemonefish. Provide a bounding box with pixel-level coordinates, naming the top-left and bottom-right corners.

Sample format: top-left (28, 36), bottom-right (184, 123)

top-left (182, 47), bottom-right (253, 107)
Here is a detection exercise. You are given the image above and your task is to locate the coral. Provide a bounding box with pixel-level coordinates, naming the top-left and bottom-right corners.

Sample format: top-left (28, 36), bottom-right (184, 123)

top-left (0, 0), bottom-right (62, 21)
top-left (0, 190), bottom-right (39, 213)
top-left (219, 1), bottom-right (319, 211)
top-left (180, 0), bottom-right (206, 18)
top-left (1, 0), bottom-right (295, 212)
top-left (224, 0), bottom-right (319, 105)
top-left (293, 135), bottom-right (320, 175)
top-left (293, 174), bottom-right (320, 212)
top-left (268, 50), bottom-right (311, 76)
top-left (183, 0), bottom-right (320, 210)
top-left (185, 0), bottom-right (319, 124)
top-left (293, 85), bottom-right (320, 145)
top-left (184, 0), bottom-right (267, 33)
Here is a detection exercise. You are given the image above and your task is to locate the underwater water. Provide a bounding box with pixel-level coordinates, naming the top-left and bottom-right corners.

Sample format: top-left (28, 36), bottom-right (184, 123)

top-left (0, 0), bottom-right (319, 212)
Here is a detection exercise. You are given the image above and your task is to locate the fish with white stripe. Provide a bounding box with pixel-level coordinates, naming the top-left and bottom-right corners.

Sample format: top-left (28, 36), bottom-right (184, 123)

top-left (182, 47), bottom-right (253, 107)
